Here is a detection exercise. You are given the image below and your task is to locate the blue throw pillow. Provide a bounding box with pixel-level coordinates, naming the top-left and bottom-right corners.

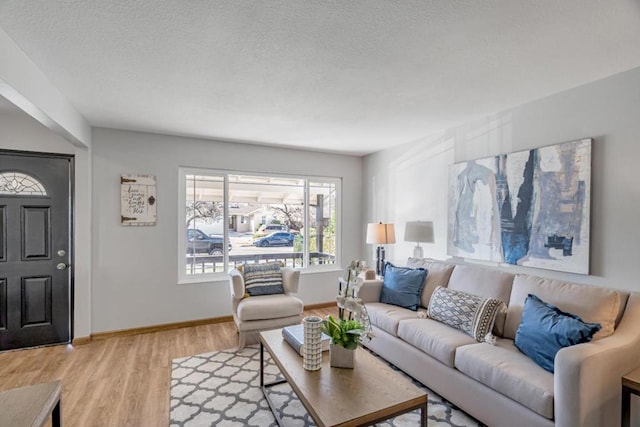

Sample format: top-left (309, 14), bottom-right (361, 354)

top-left (514, 294), bottom-right (601, 373)
top-left (379, 263), bottom-right (428, 311)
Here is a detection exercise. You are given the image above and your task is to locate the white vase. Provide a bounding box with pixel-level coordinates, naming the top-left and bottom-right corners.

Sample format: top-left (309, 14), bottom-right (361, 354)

top-left (302, 316), bottom-right (323, 371)
top-left (329, 343), bottom-right (355, 369)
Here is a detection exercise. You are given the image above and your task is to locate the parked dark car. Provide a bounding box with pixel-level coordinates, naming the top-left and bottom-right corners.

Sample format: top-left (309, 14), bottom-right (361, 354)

top-left (253, 232), bottom-right (295, 247)
top-left (187, 229), bottom-right (232, 255)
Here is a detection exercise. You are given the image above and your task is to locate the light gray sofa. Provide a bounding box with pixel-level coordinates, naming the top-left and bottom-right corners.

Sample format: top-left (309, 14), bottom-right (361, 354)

top-left (358, 258), bottom-right (640, 427)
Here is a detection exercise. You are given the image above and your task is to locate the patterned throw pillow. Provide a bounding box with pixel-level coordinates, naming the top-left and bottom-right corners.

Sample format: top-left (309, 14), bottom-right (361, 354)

top-left (243, 262), bottom-right (284, 296)
top-left (428, 286), bottom-right (505, 342)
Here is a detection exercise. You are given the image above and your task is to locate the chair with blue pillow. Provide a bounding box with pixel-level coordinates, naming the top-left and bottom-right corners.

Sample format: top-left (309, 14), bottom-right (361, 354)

top-left (229, 262), bottom-right (303, 349)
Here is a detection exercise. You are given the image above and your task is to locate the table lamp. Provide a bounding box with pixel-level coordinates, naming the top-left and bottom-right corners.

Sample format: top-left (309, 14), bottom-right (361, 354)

top-left (404, 221), bottom-right (434, 258)
top-left (366, 222), bottom-right (396, 276)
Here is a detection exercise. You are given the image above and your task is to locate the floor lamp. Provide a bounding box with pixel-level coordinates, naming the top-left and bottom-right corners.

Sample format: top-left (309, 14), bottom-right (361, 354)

top-left (366, 222), bottom-right (396, 277)
top-left (404, 221), bottom-right (434, 258)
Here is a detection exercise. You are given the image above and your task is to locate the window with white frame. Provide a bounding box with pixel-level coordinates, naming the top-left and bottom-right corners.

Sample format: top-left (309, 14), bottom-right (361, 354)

top-left (179, 168), bottom-right (340, 282)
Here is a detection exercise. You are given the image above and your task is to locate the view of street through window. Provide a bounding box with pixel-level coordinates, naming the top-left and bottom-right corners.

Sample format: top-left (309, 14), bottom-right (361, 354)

top-left (183, 171), bottom-right (338, 277)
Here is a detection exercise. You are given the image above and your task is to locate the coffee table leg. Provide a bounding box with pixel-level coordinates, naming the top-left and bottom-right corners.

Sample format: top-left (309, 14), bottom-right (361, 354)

top-left (259, 342), bottom-right (289, 426)
top-left (622, 386), bottom-right (631, 427)
top-left (52, 398), bottom-right (62, 427)
top-left (260, 342), bottom-right (264, 388)
top-left (420, 401), bottom-right (427, 426)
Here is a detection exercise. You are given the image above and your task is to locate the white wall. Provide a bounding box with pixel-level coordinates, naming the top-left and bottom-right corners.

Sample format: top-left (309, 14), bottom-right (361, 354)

top-left (364, 65), bottom-right (640, 293)
top-left (364, 64), bottom-right (640, 424)
top-left (0, 110), bottom-right (92, 338)
top-left (91, 128), bottom-right (363, 333)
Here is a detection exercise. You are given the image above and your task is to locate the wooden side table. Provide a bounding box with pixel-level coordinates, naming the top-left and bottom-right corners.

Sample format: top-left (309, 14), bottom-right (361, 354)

top-left (0, 381), bottom-right (62, 427)
top-left (622, 367), bottom-right (640, 427)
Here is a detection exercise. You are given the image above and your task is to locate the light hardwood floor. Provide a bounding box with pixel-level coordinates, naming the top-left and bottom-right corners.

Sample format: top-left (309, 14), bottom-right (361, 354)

top-left (0, 307), bottom-right (336, 427)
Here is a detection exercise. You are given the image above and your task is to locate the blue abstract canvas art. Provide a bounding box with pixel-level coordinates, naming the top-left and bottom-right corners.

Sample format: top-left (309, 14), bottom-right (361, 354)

top-left (447, 139), bottom-right (591, 274)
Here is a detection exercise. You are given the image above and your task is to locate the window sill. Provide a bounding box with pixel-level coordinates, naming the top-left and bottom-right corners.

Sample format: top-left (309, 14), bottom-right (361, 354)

top-left (299, 267), bottom-right (343, 275)
top-left (177, 273), bottom-right (228, 286)
top-left (177, 266), bottom-right (342, 285)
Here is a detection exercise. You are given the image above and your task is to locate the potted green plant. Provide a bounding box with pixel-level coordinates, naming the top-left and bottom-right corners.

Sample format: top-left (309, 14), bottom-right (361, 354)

top-left (322, 315), bottom-right (365, 350)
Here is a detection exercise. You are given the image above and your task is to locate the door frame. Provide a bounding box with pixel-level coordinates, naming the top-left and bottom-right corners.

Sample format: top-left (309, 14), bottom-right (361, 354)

top-left (0, 148), bottom-right (75, 345)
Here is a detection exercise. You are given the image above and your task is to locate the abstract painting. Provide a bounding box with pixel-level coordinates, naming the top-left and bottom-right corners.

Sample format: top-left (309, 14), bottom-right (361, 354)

top-left (447, 139), bottom-right (591, 274)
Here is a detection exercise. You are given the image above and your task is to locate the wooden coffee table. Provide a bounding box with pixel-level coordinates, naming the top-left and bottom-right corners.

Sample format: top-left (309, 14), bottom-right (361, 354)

top-left (622, 367), bottom-right (640, 427)
top-left (259, 329), bottom-right (428, 427)
top-left (0, 381), bottom-right (62, 427)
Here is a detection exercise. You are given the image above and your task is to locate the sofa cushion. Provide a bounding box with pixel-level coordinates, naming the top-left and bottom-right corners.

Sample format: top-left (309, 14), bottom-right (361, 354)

top-left (455, 338), bottom-right (554, 419)
top-left (514, 294), bottom-right (601, 373)
top-left (447, 264), bottom-right (514, 303)
top-left (236, 294), bottom-right (303, 321)
top-left (380, 263), bottom-right (428, 311)
top-left (366, 302), bottom-right (425, 336)
top-left (242, 262), bottom-right (284, 296)
top-left (397, 318), bottom-right (477, 367)
top-left (406, 258), bottom-right (455, 309)
top-left (447, 264), bottom-right (514, 336)
top-left (504, 274), bottom-right (622, 340)
top-left (428, 286), bottom-right (505, 342)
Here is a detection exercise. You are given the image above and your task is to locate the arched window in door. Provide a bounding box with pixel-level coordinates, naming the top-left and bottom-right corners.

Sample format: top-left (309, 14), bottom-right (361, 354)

top-left (0, 171), bottom-right (47, 196)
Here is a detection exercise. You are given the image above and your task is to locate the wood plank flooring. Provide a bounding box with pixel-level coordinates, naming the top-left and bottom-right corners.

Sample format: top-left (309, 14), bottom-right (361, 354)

top-left (0, 307), bottom-right (336, 426)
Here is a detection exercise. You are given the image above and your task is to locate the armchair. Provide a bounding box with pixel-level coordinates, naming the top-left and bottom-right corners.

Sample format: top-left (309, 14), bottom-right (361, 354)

top-left (229, 266), bottom-right (303, 349)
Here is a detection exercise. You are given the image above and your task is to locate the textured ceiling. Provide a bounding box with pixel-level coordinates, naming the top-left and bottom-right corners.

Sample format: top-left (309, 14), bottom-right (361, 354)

top-left (1, 1), bottom-right (640, 155)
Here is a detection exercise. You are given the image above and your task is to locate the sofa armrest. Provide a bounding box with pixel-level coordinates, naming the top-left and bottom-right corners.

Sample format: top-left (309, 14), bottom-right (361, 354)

top-left (282, 267), bottom-right (300, 294)
top-left (358, 279), bottom-right (383, 303)
top-left (229, 269), bottom-right (245, 299)
top-left (554, 292), bottom-right (640, 427)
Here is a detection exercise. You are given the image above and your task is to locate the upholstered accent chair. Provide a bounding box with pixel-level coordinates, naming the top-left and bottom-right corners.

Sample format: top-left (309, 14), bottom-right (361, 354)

top-left (229, 266), bottom-right (303, 349)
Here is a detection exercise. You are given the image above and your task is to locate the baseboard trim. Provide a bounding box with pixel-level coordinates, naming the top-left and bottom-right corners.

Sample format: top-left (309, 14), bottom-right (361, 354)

top-left (304, 302), bottom-right (335, 310)
top-left (72, 336), bottom-right (91, 346)
top-left (91, 316), bottom-right (234, 341)
top-left (81, 304), bottom-right (335, 342)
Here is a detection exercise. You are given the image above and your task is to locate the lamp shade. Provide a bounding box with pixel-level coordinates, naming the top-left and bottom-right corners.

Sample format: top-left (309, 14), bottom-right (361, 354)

top-left (404, 221), bottom-right (434, 243)
top-left (366, 223), bottom-right (396, 244)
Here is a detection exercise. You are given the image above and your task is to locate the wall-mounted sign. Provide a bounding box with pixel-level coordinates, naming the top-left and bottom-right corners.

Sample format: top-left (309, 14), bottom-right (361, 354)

top-left (120, 174), bottom-right (157, 226)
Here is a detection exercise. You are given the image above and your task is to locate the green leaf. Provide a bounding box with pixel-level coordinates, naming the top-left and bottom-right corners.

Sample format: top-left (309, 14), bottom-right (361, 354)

top-left (322, 314), bottom-right (367, 346)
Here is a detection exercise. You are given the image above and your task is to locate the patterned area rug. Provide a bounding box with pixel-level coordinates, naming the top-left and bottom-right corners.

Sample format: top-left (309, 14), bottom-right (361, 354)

top-left (170, 346), bottom-right (483, 427)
